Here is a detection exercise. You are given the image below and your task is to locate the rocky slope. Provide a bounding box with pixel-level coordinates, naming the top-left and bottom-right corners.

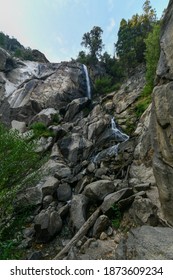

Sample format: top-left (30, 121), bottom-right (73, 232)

top-left (0, 0), bottom-right (173, 260)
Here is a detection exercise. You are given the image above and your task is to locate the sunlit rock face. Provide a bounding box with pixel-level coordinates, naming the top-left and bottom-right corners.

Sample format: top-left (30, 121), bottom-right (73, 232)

top-left (0, 58), bottom-right (88, 125)
top-left (151, 0), bottom-right (173, 225)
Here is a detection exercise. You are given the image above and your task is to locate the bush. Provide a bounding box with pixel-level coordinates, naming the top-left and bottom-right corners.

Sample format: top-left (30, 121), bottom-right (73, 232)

top-left (0, 123), bottom-right (45, 258)
top-left (94, 76), bottom-right (121, 95)
top-left (0, 123), bottom-right (42, 227)
top-left (30, 122), bottom-right (55, 139)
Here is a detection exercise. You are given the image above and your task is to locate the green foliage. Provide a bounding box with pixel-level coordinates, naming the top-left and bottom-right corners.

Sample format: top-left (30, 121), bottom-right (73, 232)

top-left (94, 76), bottom-right (121, 95)
top-left (0, 123), bottom-right (42, 221)
top-left (111, 204), bottom-right (122, 229)
top-left (81, 26), bottom-right (104, 63)
top-left (145, 23), bottom-right (160, 88)
top-left (115, 0), bottom-right (157, 72)
top-left (30, 122), bottom-right (55, 139)
top-left (134, 23), bottom-right (160, 119)
top-left (135, 95), bottom-right (152, 119)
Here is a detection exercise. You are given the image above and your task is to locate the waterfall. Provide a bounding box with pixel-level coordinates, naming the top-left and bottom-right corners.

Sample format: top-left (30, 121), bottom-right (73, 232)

top-left (111, 117), bottom-right (129, 142)
top-left (93, 117), bottom-right (129, 163)
top-left (83, 64), bottom-right (91, 99)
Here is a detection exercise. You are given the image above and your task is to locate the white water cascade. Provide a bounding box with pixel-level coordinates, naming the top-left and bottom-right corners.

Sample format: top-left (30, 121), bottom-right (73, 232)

top-left (111, 117), bottom-right (129, 142)
top-left (93, 117), bottom-right (129, 163)
top-left (83, 64), bottom-right (91, 99)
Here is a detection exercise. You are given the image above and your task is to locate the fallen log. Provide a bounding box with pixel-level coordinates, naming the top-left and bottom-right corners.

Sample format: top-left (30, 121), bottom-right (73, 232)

top-left (54, 207), bottom-right (101, 259)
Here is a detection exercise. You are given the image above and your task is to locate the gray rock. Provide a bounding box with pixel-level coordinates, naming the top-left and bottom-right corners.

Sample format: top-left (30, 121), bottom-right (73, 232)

top-left (43, 195), bottom-right (54, 208)
top-left (40, 176), bottom-right (59, 197)
top-left (101, 188), bottom-right (133, 213)
top-left (130, 196), bottom-right (159, 226)
top-left (92, 215), bottom-right (110, 238)
top-left (70, 194), bottom-right (89, 232)
top-left (57, 183), bottom-right (72, 202)
top-left (11, 120), bottom-right (26, 133)
top-left (35, 136), bottom-right (54, 153)
top-left (31, 108), bottom-right (59, 126)
top-left (34, 209), bottom-right (62, 242)
top-left (151, 0), bottom-right (173, 225)
top-left (58, 133), bottom-right (93, 164)
top-left (115, 226), bottom-right (173, 260)
top-left (14, 186), bottom-right (42, 210)
top-left (54, 164), bottom-right (71, 179)
top-left (83, 180), bottom-right (115, 201)
top-left (64, 97), bottom-right (90, 122)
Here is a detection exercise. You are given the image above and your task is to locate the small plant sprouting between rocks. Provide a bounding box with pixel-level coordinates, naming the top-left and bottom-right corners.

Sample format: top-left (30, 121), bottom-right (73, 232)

top-left (111, 204), bottom-right (122, 229)
top-left (30, 122), bottom-right (55, 139)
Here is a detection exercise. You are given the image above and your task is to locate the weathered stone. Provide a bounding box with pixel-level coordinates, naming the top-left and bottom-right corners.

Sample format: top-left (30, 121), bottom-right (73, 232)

top-left (101, 188), bottom-right (133, 214)
top-left (70, 194), bottom-right (89, 232)
top-left (130, 196), bottom-right (159, 226)
top-left (31, 108), bottom-right (59, 126)
top-left (157, 0), bottom-right (173, 79)
top-left (43, 195), bottom-right (54, 208)
top-left (34, 209), bottom-right (62, 242)
top-left (64, 97), bottom-right (90, 122)
top-left (35, 137), bottom-right (54, 153)
top-left (54, 164), bottom-right (71, 179)
top-left (151, 0), bottom-right (173, 225)
top-left (57, 183), bottom-right (72, 202)
top-left (40, 176), bottom-right (59, 197)
top-left (58, 133), bottom-right (93, 164)
top-left (11, 120), bottom-right (26, 133)
top-left (92, 215), bottom-right (110, 238)
top-left (83, 180), bottom-right (115, 201)
top-left (115, 226), bottom-right (173, 260)
top-left (14, 186), bottom-right (42, 210)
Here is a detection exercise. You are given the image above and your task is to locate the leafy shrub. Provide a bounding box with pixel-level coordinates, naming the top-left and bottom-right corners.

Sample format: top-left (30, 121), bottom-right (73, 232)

top-left (0, 123), bottom-right (45, 258)
top-left (30, 122), bottom-right (55, 139)
top-left (111, 204), bottom-right (122, 229)
top-left (0, 123), bottom-right (43, 230)
top-left (95, 76), bottom-right (121, 95)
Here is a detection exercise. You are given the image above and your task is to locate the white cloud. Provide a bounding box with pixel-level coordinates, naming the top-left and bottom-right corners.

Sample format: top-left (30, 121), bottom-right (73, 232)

top-left (54, 34), bottom-right (64, 45)
top-left (107, 18), bottom-right (116, 32)
top-left (107, 0), bottom-right (115, 11)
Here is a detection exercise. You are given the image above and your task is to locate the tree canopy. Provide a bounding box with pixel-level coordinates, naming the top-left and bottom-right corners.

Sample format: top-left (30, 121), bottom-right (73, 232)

top-left (81, 26), bottom-right (104, 63)
top-left (115, 0), bottom-right (157, 71)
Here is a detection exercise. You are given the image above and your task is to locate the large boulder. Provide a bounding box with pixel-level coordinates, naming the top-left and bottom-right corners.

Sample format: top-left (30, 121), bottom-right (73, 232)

top-left (115, 226), bottom-right (173, 260)
top-left (83, 180), bottom-right (116, 201)
top-left (34, 209), bottom-right (62, 242)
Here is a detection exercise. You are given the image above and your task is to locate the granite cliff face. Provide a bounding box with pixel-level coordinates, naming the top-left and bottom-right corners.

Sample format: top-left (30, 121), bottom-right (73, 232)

top-left (151, 0), bottom-right (173, 225)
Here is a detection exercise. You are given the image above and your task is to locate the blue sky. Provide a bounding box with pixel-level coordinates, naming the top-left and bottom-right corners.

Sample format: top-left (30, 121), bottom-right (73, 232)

top-left (0, 0), bottom-right (169, 62)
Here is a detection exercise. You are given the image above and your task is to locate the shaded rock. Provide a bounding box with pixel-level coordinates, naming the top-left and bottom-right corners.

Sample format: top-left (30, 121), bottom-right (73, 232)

top-left (54, 164), bottom-right (71, 179)
top-left (83, 180), bottom-right (115, 201)
top-left (28, 251), bottom-right (43, 260)
top-left (35, 136), bottom-right (54, 153)
top-left (70, 194), bottom-right (89, 232)
top-left (57, 183), bottom-right (72, 202)
top-left (92, 215), bottom-right (110, 238)
top-left (31, 49), bottom-right (49, 63)
top-left (40, 176), bottom-right (59, 197)
top-left (130, 196), bottom-right (159, 226)
top-left (64, 97), bottom-right (91, 122)
top-left (14, 186), bottom-right (42, 210)
top-left (115, 226), bottom-right (173, 260)
top-left (31, 108), bottom-right (59, 126)
top-left (34, 209), bottom-right (62, 242)
top-left (101, 188), bottom-right (133, 214)
top-left (43, 195), bottom-right (54, 208)
top-left (149, 0), bottom-right (173, 225)
top-left (58, 133), bottom-right (93, 164)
